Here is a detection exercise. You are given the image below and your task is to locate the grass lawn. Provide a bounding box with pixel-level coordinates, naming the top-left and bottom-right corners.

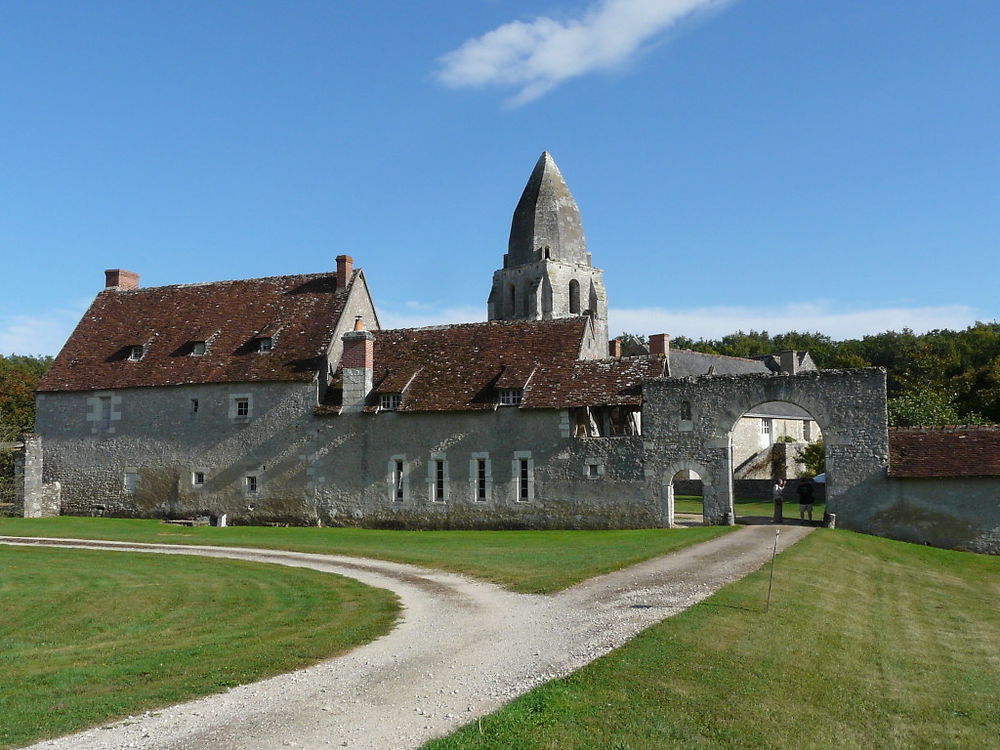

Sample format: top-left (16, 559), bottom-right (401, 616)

top-left (0, 545), bottom-right (398, 750)
top-left (674, 494), bottom-right (827, 520)
top-left (0, 518), bottom-right (732, 593)
top-left (423, 530), bottom-right (1000, 750)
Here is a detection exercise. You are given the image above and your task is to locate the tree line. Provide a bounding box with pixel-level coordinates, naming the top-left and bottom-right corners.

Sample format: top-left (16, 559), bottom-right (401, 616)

top-left (670, 323), bottom-right (1000, 426)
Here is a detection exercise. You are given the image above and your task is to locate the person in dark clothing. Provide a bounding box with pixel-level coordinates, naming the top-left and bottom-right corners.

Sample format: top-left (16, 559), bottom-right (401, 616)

top-left (797, 480), bottom-right (815, 523)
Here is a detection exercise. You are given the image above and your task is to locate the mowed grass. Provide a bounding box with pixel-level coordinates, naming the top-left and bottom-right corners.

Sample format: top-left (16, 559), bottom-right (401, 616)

top-left (0, 545), bottom-right (398, 750)
top-left (675, 494), bottom-right (827, 520)
top-left (0, 518), bottom-right (732, 593)
top-left (424, 530), bottom-right (1000, 750)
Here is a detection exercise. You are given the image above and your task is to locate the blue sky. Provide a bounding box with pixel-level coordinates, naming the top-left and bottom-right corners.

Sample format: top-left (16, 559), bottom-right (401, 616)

top-left (2, 0), bottom-right (998, 355)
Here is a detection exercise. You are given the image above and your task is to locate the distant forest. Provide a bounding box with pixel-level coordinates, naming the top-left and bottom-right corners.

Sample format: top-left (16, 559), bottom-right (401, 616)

top-left (670, 322), bottom-right (1000, 426)
top-left (1, 323), bottom-right (998, 439)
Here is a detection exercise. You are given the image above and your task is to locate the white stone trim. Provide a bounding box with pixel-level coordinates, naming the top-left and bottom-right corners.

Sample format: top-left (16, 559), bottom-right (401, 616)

top-left (229, 393), bottom-right (253, 420)
top-left (469, 452), bottom-right (492, 502)
top-left (512, 450), bottom-right (534, 502)
top-left (388, 454), bottom-right (408, 503)
top-left (427, 452), bottom-right (449, 503)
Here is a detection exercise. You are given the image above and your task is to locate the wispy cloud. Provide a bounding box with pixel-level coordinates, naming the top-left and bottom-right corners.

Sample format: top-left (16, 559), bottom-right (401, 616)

top-left (0, 301), bottom-right (90, 356)
top-left (437, 0), bottom-right (728, 105)
top-left (609, 302), bottom-right (985, 341)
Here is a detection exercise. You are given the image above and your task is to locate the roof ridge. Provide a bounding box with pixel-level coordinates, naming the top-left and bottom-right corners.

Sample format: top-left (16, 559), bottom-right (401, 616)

top-left (101, 271), bottom-right (335, 293)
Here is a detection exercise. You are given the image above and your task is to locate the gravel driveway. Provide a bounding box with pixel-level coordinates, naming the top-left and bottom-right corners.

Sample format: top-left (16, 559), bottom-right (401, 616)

top-left (2, 524), bottom-right (812, 750)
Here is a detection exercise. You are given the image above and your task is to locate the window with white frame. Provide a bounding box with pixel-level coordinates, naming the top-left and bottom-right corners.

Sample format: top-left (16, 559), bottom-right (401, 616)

top-left (429, 454), bottom-right (448, 503)
top-left (245, 475), bottom-right (258, 494)
top-left (128, 345), bottom-right (144, 361)
top-left (192, 471), bottom-right (206, 487)
top-left (123, 471), bottom-right (138, 493)
top-left (229, 393), bottom-right (252, 420)
top-left (470, 453), bottom-right (491, 502)
top-left (498, 388), bottom-right (523, 406)
top-left (761, 418), bottom-right (772, 436)
top-left (380, 393), bottom-right (402, 411)
top-left (388, 456), bottom-right (406, 502)
top-left (512, 451), bottom-right (534, 502)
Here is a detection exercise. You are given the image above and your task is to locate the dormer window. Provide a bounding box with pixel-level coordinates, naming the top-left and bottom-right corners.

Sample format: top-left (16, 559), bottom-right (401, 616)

top-left (128, 345), bottom-right (144, 361)
top-left (498, 388), bottom-right (523, 406)
top-left (257, 337), bottom-right (273, 353)
top-left (191, 341), bottom-right (206, 356)
top-left (380, 393), bottom-right (402, 411)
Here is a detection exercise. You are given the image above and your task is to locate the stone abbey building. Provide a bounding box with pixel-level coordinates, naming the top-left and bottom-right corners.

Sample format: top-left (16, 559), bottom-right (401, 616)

top-left (29, 154), bottom-right (1000, 552)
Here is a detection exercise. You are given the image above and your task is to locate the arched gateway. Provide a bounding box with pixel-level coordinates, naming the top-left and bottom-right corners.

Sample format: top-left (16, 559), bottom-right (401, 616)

top-left (641, 369), bottom-right (888, 526)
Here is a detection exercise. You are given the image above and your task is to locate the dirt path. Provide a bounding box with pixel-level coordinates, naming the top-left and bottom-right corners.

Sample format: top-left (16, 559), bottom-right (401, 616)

top-left (2, 524), bottom-right (812, 750)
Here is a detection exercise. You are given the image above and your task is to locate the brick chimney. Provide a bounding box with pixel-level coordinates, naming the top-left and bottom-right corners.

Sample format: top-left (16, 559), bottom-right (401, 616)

top-left (336, 255), bottom-right (353, 291)
top-left (649, 333), bottom-right (670, 357)
top-left (341, 317), bottom-right (374, 412)
top-left (104, 269), bottom-right (140, 290)
top-left (608, 339), bottom-right (622, 358)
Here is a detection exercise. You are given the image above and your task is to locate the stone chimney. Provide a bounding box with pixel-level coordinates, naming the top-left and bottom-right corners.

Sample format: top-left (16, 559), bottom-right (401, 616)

top-left (104, 269), bottom-right (140, 290)
top-left (778, 350), bottom-right (799, 375)
top-left (649, 333), bottom-right (670, 357)
top-left (608, 339), bottom-right (622, 358)
top-left (341, 317), bottom-right (374, 412)
top-left (336, 255), bottom-right (353, 291)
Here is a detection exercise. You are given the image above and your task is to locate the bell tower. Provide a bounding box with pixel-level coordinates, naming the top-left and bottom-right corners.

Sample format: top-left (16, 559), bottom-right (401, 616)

top-left (487, 152), bottom-right (609, 348)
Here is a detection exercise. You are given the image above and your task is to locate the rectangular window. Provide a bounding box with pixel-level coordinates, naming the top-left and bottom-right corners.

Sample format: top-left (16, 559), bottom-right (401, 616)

top-left (513, 451), bottom-right (534, 502)
top-left (761, 418), bottom-right (772, 436)
top-left (192, 471), bottom-right (205, 486)
top-left (393, 459), bottom-right (405, 502)
top-left (236, 398), bottom-right (249, 417)
top-left (680, 400), bottom-right (692, 421)
top-left (191, 341), bottom-right (206, 356)
top-left (433, 460), bottom-right (445, 502)
top-left (498, 388), bottom-right (523, 406)
top-left (191, 398), bottom-right (199, 414)
top-left (123, 471), bottom-right (138, 493)
top-left (588, 463), bottom-right (600, 478)
top-left (245, 475), bottom-right (258, 494)
top-left (98, 396), bottom-right (112, 431)
top-left (257, 337), bottom-right (273, 353)
top-left (128, 345), bottom-right (144, 361)
top-left (380, 393), bottom-right (402, 411)
top-left (476, 459), bottom-right (487, 501)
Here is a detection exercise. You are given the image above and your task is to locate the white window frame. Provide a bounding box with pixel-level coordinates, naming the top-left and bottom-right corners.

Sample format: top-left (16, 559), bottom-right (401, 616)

top-left (761, 418), bottom-right (773, 436)
top-left (128, 345), bottom-right (144, 361)
top-left (388, 455), bottom-right (407, 503)
top-left (512, 451), bottom-right (534, 502)
top-left (192, 471), bottom-right (206, 487)
top-left (191, 341), bottom-right (207, 356)
top-left (229, 393), bottom-right (253, 420)
top-left (498, 388), bottom-right (523, 406)
top-left (469, 453), bottom-right (492, 502)
top-left (244, 474), bottom-right (259, 494)
top-left (428, 453), bottom-right (449, 503)
top-left (380, 393), bottom-right (402, 411)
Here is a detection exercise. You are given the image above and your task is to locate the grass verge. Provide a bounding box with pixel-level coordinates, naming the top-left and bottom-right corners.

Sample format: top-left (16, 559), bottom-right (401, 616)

top-left (0, 518), bottom-right (732, 593)
top-left (423, 530), bottom-right (1000, 750)
top-left (674, 494), bottom-right (826, 520)
top-left (0, 544), bottom-right (398, 750)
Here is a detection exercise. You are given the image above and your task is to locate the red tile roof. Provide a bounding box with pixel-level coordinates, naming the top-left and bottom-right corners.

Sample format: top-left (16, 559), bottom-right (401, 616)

top-left (362, 318), bottom-right (589, 412)
top-left (525, 356), bottom-right (666, 409)
top-left (889, 427), bottom-right (1000, 478)
top-left (37, 273), bottom-right (352, 392)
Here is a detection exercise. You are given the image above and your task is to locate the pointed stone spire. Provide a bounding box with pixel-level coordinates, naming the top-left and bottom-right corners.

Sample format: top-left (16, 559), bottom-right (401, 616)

top-left (506, 152), bottom-right (589, 268)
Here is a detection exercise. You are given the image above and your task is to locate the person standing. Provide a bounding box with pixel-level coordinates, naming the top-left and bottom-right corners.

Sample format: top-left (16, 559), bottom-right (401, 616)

top-left (772, 478), bottom-right (786, 524)
top-left (797, 479), bottom-right (815, 523)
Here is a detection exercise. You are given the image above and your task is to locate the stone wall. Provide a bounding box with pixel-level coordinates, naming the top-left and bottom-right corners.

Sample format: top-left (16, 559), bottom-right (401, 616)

top-left (14, 434), bottom-right (61, 517)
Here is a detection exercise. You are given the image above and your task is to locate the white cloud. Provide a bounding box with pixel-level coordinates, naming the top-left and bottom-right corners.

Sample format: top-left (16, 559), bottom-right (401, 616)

top-left (0, 302), bottom-right (90, 356)
top-left (437, 0), bottom-right (728, 104)
top-left (609, 302), bottom-right (985, 341)
top-left (377, 303), bottom-right (485, 330)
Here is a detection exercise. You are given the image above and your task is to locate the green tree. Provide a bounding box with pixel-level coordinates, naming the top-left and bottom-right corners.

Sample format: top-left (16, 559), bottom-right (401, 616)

top-left (796, 440), bottom-right (825, 477)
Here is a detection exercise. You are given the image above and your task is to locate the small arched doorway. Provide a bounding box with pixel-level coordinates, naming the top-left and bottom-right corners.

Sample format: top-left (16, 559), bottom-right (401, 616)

top-left (661, 462), bottom-right (712, 528)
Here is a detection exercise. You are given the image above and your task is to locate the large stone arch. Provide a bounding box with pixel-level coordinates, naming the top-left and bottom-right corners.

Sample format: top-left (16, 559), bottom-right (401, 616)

top-left (642, 369), bottom-right (889, 525)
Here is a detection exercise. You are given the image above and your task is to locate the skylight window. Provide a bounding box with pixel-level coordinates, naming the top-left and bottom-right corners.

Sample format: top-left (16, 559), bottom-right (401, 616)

top-left (191, 341), bottom-right (206, 356)
top-left (380, 393), bottom-right (402, 411)
top-left (257, 337), bottom-right (273, 353)
top-left (128, 345), bottom-right (144, 361)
